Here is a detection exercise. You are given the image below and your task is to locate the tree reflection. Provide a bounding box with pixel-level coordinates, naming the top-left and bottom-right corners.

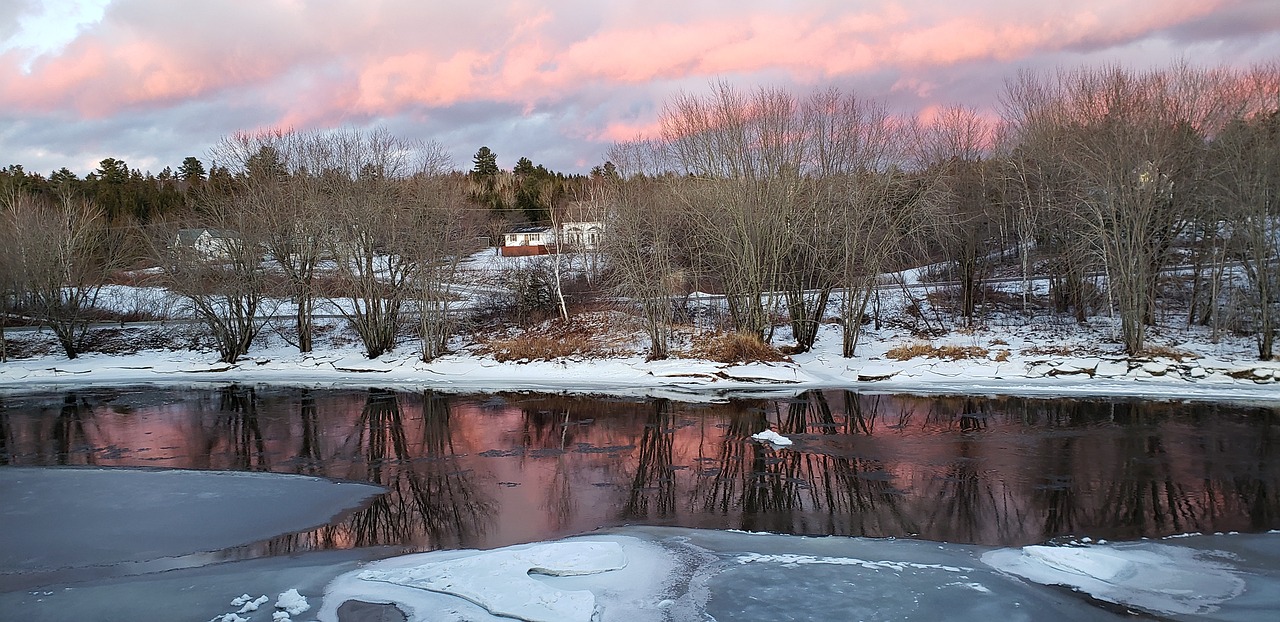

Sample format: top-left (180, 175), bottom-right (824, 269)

top-left (340, 389), bottom-right (491, 550)
top-left (217, 384), bottom-right (267, 471)
top-left (623, 398), bottom-right (676, 520)
top-left (6, 387), bottom-right (1280, 551)
top-left (694, 402), bottom-right (766, 520)
top-left (294, 389), bottom-right (321, 475)
top-left (0, 407), bottom-right (10, 465)
top-left (52, 393), bottom-right (97, 465)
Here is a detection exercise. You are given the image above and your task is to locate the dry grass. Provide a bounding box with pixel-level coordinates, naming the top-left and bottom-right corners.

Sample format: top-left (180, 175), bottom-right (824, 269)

top-left (885, 342), bottom-right (990, 361)
top-left (1020, 345), bottom-right (1080, 357)
top-left (474, 311), bottom-right (641, 362)
top-left (1136, 345), bottom-right (1196, 361)
top-left (683, 331), bottom-right (788, 364)
top-left (993, 350), bottom-right (1010, 362)
top-left (480, 333), bottom-right (595, 362)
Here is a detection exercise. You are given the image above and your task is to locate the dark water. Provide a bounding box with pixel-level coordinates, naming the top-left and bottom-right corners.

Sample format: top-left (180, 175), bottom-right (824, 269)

top-left (2, 386), bottom-right (1278, 556)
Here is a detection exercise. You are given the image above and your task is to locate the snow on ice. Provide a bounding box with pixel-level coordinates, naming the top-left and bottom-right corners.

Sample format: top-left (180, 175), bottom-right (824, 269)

top-left (982, 541), bottom-right (1247, 616)
top-left (749, 429), bottom-right (793, 447)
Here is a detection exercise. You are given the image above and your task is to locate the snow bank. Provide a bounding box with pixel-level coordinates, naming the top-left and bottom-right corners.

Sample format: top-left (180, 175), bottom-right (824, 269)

top-left (4, 297), bottom-right (1279, 402)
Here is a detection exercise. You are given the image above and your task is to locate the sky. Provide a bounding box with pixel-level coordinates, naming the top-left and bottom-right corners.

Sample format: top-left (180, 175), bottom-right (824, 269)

top-left (1, 0), bottom-right (1277, 177)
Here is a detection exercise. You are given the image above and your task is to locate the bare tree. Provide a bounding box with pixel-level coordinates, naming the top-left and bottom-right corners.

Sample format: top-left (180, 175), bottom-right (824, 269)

top-left (611, 84), bottom-right (934, 358)
top-left (660, 83), bottom-right (810, 341)
top-left (1, 193), bottom-right (119, 359)
top-left (913, 106), bottom-right (999, 324)
top-left (320, 129), bottom-right (455, 359)
top-left (1209, 65), bottom-right (1280, 359)
top-left (805, 91), bottom-right (939, 356)
top-left (1006, 65), bottom-right (1218, 353)
top-left (412, 173), bottom-right (475, 362)
top-left (211, 130), bottom-right (328, 353)
top-left (0, 208), bottom-right (15, 362)
top-left (606, 139), bottom-right (684, 359)
top-left (155, 198), bottom-right (270, 364)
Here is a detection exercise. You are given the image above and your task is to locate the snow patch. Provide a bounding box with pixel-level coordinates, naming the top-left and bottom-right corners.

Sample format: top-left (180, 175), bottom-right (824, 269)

top-left (736, 552), bottom-right (967, 573)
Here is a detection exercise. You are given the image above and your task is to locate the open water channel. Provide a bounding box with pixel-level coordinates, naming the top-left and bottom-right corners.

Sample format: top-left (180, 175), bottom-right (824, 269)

top-left (2, 386), bottom-right (1279, 620)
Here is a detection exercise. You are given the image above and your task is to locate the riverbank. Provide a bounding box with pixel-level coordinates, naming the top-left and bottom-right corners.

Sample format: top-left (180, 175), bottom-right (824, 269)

top-left (2, 318), bottom-right (1276, 402)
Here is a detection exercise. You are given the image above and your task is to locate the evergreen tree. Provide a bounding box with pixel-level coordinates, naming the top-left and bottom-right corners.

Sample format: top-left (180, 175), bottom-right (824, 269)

top-left (472, 146), bottom-right (499, 177)
top-left (179, 156), bottom-right (207, 182)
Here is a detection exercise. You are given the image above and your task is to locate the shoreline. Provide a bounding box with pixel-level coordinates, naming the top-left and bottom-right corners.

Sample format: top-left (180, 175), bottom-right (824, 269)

top-left (3, 342), bottom-right (1277, 403)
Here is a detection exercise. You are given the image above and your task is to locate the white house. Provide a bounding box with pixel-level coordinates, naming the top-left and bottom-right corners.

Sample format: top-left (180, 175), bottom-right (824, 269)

top-left (560, 221), bottom-right (604, 251)
top-left (173, 228), bottom-right (241, 260)
top-left (501, 226), bottom-right (556, 257)
top-left (500, 221), bottom-right (606, 257)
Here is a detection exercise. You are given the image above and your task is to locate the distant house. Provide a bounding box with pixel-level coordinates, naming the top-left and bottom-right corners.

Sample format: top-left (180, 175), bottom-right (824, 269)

top-left (560, 221), bottom-right (604, 251)
top-left (500, 221), bottom-right (606, 257)
top-left (501, 225), bottom-right (556, 257)
top-left (173, 228), bottom-right (241, 260)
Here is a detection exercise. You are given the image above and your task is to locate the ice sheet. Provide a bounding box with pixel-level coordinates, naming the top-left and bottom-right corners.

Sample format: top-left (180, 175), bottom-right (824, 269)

top-left (4, 527), bottom-right (1280, 621)
top-left (0, 467), bottom-right (383, 575)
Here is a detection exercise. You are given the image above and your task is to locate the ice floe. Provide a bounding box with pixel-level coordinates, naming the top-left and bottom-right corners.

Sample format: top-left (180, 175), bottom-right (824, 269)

top-left (749, 429), bottom-right (793, 447)
top-left (983, 541), bottom-right (1246, 616)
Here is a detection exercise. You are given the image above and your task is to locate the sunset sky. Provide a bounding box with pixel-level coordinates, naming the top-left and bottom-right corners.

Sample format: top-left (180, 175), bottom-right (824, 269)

top-left (2, 0), bottom-right (1277, 176)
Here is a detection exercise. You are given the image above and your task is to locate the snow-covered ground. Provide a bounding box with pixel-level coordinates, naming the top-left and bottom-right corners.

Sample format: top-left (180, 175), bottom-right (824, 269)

top-left (2, 317), bottom-right (1277, 403)
top-left (4, 251), bottom-right (1277, 401)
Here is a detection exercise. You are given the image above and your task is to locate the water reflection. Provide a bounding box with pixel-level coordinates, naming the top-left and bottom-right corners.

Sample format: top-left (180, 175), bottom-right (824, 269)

top-left (1, 387), bottom-right (1278, 555)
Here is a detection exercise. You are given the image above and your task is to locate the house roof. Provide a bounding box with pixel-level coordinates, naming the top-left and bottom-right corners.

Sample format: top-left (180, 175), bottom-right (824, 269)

top-left (174, 228), bottom-right (239, 246)
top-left (506, 225), bottom-right (553, 234)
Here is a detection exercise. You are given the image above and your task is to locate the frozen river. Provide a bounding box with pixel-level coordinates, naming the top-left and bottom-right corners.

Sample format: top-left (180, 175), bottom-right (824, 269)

top-left (1, 386), bottom-right (1278, 620)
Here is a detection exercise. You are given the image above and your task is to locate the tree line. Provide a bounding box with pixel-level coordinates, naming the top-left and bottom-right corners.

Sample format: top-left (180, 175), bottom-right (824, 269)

top-left (1, 61), bottom-right (1277, 364)
top-left (605, 62), bottom-right (1279, 360)
top-left (0, 132), bottom-right (594, 363)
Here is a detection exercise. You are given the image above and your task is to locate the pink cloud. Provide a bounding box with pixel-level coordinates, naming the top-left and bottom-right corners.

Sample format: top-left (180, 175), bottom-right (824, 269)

top-left (0, 0), bottom-right (1249, 117)
top-left (0, 0), bottom-right (1272, 175)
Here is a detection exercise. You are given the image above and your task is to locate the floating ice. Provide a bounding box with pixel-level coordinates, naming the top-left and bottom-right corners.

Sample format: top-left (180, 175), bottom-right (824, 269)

top-left (982, 542), bottom-right (1246, 616)
top-left (275, 589), bottom-right (309, 616)
top-left (235, 594), bottom-right (268, 613)
top-left (319, 535), bottom-right (683, 622)
top-left (750, 430), bottom-right (793, 447)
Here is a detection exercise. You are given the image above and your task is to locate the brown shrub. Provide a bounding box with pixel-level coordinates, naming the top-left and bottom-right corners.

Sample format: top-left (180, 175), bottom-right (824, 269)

top-left (684, 331), bottom-right (788, 364)
top-left (1135, 345), bottom-right (1196, 362)
top-left (885, 342), bottom-right (989, 361)
top-left (1020, 345), bottom-right (1079, 357)
top-left (480, 333), bottom-right (595, 362)
top-left (474, 312), bottom-right (639, 362)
